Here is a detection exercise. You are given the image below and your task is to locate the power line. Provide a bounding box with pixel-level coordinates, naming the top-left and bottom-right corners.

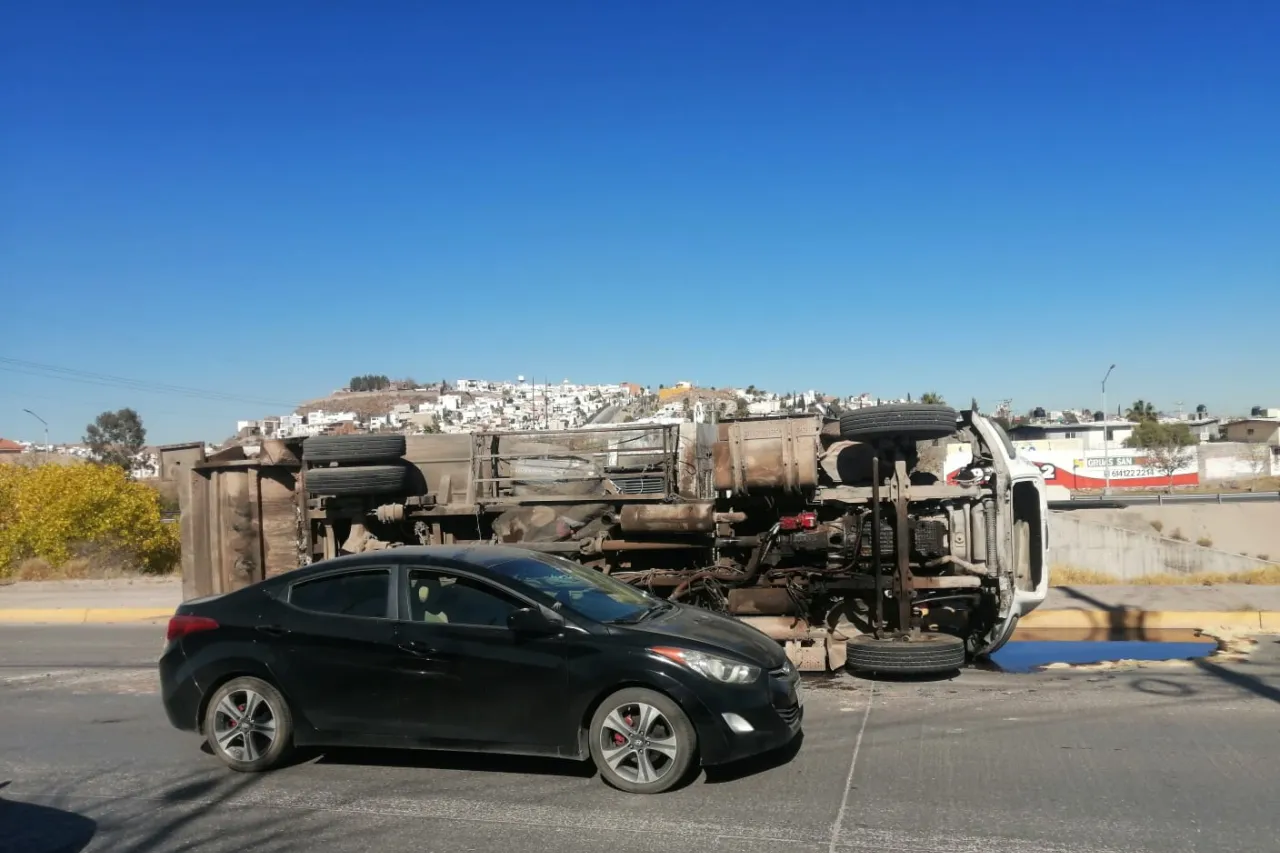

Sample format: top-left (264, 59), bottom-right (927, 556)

top-left (0, 356), bottom-right (301, 410)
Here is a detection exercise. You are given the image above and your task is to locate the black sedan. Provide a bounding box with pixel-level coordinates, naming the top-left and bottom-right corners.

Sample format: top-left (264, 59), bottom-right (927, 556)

top-left (160, 545), bottom-right (803, 794)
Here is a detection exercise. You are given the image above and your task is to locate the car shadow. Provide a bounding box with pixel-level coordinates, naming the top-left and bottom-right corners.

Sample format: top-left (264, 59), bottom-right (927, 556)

top-left (306, 746), bottom-right (598, 779)
top-left (702, 731), bottom-right (804, 784)
top-left (0, 781), bottom-right (97, 853)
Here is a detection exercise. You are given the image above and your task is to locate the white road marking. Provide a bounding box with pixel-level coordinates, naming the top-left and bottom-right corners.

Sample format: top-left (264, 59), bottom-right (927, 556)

top-left (828, 684), bottom-right (874, 853)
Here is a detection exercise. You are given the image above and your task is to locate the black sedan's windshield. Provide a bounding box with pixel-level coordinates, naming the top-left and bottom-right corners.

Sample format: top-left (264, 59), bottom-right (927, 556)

top-left (490, 553), bottom-right (658, 624)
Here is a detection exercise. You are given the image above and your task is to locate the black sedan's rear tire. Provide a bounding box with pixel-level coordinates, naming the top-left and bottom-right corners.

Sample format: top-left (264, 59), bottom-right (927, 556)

top-left (846, 632), bottom-right (967, 675)
top-left (302, 434), bottom-right (406, 464)
top-left (304, 464), bottom-right (409, 496)
top-left (838, 404), bottom-right (958, 442)
top-left (589, 687), bottom-right (697, 794)
top-left (203, 676), bottom-right (294, 772)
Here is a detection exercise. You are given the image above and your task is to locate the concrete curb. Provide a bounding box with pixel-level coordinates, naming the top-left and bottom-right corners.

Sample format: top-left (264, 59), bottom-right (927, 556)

top-left (1020, 609), bottom-right (1275, 632)
top-left (0, 608), bottom-right (173, 624)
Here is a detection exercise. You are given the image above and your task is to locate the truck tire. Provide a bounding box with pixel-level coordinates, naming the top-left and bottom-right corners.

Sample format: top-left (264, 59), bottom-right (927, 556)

top-left (838, 404), bottom-right (958, 442)
top-left (302, 434), bottom-right (406, 464)
top-left (846, 632), bottom-right (966, 675)
top-left (304, 464), bottom-right (409, 497)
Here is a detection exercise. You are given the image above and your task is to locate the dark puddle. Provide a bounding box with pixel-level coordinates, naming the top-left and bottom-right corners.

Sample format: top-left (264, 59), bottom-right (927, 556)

top-left (985, 640), bottom-right (1218, 674)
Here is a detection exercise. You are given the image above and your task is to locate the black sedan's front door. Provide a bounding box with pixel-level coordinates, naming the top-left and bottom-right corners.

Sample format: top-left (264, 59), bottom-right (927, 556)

top-left (394, 566), bottom-right (571, 753)
top-left (267, 566), bottom-right (402, 738)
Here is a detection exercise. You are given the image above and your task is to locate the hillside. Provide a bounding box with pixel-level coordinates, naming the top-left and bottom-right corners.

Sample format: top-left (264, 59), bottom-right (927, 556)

top-left (295, 389), bottom-right (441, 419)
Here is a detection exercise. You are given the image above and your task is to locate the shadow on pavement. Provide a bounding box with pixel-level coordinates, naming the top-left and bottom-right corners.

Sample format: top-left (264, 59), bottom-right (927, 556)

top-left (309, 746), bottom-right (598, 779)
top-left (1059, 585), bottom-right (1280, 706)
top-left (703, 731), bottom-right (804, 784)
top-left (0, 782), bottom-right (96, 853)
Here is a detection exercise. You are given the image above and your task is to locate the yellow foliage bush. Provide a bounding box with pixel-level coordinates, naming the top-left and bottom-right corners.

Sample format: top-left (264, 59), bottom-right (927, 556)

top-left (0, 463), bottom-right (180, 577)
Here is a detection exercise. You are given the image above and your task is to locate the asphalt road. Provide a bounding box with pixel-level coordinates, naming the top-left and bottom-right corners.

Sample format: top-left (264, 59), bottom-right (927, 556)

top-left (2, 627), bottom-right (1279, 853)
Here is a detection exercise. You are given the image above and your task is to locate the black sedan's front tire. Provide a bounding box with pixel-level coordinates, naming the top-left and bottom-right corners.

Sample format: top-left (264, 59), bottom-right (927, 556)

top-left (588, 688), bottom-right (697, 794)
top-left (204, 676), bottom-right (294, 772)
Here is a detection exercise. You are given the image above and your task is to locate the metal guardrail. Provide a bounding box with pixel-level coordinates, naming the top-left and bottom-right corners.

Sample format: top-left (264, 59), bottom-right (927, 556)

top-left (1050, 492), bottom-right (1280, 510)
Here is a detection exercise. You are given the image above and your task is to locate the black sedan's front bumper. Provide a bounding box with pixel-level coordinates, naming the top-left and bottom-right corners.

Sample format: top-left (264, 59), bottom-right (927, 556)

top-left (687, 665), bottom-right (804, 766)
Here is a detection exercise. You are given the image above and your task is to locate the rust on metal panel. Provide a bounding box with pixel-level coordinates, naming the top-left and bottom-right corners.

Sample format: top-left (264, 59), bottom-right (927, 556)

top-left (712, 416), bottom-right (819, 493)
top-left (258, 439), bottom-right (301, 466)
top-left (726, 587), bottom-right (796, 615)
top-left (892, 458), bottom-right (914, 632)
top-left (619, 502), bottom-right (715, 534)
top-left (259, 469), bottom-right (300, 578)
top-left (215, 468), bottom-right (259, 593)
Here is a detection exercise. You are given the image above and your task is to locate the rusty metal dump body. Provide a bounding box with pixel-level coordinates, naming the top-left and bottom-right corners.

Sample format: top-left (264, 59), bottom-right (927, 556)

top-left (167, 409), bottom-right (1047, 671)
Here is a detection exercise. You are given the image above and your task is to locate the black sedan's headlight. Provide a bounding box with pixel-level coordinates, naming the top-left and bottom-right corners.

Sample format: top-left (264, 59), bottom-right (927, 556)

top-left (650, 646), bottom-right (761, 685)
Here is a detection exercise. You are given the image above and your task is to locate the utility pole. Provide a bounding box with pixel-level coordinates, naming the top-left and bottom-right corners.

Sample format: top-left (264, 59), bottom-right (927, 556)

top-left (1101, 364), bottom-right (1116, 495)
top-left (22, 408), bottom-right (49, 458)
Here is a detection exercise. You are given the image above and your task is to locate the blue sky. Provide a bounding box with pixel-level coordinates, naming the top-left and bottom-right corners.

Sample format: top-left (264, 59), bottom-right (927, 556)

top-left (2, 1), bottom-right (1276, 444)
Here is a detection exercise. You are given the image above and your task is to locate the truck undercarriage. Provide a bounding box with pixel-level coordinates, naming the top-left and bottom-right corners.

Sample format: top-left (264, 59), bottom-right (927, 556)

top-left (177, 404), bottom-right (1049, 673)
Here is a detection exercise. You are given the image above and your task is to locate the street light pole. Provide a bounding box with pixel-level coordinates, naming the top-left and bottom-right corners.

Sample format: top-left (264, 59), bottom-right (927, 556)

top-left (1101, 364), bottom-right (1115, 496)
top-left (22, 409), bottom-right (50, 457)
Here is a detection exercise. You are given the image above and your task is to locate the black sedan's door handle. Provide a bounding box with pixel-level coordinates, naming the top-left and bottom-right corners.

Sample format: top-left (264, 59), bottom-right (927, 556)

top-left (398, 641), bottom-right (439, 658)
top-left (256, 625), bottom-right (288, 638)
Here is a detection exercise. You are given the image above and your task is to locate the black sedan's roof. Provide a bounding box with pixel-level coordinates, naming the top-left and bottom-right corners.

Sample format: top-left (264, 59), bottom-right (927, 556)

top-left (270, 544), bottom-right (544, 583)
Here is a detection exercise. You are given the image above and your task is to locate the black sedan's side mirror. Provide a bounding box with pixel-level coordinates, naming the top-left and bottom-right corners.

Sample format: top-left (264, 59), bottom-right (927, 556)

top-left (508, 607), bottom-right (563, 636)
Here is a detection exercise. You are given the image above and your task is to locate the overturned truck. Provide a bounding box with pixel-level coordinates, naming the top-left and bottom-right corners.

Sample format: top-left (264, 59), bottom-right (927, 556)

top-left (173, 404), bottom-right (1048, 673)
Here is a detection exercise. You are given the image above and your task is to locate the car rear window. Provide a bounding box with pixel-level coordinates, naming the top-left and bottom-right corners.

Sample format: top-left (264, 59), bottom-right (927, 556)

top-left (289, 569), bottom-right (390, 618)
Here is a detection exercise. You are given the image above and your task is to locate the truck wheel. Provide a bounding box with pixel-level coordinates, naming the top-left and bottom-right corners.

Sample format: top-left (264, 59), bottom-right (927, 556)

top-left (303, 434), bottom-right (406, 464)
top-left (846, 632), bottom-right (966, 675)
top-left (838, 404), bottom-right (958, 442)
top-left (304, 464), bottom-right (409, 496)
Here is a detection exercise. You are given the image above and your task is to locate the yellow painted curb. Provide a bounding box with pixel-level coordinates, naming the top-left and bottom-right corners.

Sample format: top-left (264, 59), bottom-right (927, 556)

top-left (0, 607), bottom-right (172, 624)
top-left (1021, 609), bottom-right (1269, 632)
top-left (1260, 612), bottom-right (1280, 632)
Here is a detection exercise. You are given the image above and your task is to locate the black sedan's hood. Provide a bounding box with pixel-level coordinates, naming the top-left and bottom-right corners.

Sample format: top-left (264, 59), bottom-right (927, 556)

top-left (616, 604), bottom-right (787, 669)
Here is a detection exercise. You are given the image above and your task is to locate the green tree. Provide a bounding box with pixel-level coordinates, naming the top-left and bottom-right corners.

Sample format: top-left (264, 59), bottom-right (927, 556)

top-left (921, 391), bottom-right (945, 405)
top-left (1125, 400), bottom-right (1157, 422)
top-left (736, 398), bottom-right (750, 417)
top-left (746, 384), bottom-right (757, 395)
top-left (84, 408), bottom-right (146, 474)
top-left (1125, 420), bottom-right (1195, 491)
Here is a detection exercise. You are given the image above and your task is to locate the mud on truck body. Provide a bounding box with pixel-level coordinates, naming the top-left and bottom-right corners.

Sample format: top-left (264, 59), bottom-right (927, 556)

top-left (175, 404), bottom-right (1048, 673)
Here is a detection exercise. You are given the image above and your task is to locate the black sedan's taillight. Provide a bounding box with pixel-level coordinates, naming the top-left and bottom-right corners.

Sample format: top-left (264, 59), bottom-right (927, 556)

top-left (166, 615), bottom-right (219, 642)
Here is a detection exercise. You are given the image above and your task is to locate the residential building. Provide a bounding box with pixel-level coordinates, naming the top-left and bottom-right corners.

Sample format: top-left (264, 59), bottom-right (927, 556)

top-left (1224, 418), bottom-right (1280, 445)
top-left (1009, 419), bottom-right (1136, 451)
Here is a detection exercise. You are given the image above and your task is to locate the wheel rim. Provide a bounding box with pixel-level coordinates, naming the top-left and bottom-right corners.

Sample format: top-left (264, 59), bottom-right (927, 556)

top-left (212, 688), bottom-right (277, 762)
top-left (598, 701), bottom-right (679, 784)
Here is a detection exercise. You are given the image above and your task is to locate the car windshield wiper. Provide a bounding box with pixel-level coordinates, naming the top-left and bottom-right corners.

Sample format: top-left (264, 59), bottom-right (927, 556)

top-left (612, 600), bottom-right (672, 624)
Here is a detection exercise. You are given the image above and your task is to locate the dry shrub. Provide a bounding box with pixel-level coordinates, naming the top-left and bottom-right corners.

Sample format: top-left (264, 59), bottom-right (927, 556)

top-left (1196, 536), bottom-right (1214, 548)
top-left (1050, 563), bottom-right (1280, 587)
top-left (0, 463), bottom-right (179, 579)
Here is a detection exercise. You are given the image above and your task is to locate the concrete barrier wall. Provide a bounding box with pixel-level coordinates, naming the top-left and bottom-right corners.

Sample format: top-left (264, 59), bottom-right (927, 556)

top-left (1048, 512), bottom-right (1275, 580)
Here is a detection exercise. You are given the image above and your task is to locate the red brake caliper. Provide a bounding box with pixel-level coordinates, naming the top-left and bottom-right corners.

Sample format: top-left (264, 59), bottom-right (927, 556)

top-left (613, 713), bottom-right (634, 746)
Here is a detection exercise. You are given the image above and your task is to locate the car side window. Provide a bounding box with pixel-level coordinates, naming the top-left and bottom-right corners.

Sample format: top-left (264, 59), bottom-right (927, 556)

top-left (407, 568), bottom-right (522, 628)
top-left (289, 569), bottom-right (390, 618)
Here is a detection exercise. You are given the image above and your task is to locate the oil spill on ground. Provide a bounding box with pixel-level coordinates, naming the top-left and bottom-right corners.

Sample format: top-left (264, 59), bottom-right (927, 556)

top-left (984, 640), bottom-right (1218, 673)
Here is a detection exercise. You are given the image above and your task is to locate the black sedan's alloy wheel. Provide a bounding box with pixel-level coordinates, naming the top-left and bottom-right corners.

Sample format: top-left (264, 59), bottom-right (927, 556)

top-left (204, 676), bottom-right (294, 772)
top-left (588, 688), bottom-right (696, 794)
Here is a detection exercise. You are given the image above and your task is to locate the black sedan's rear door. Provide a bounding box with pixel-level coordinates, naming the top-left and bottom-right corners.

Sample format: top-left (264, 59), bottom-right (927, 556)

top-left (266, 566), bottom-right (403, 737)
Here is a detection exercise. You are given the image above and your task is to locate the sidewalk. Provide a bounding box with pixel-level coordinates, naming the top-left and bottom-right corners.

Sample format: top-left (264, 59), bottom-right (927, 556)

top-left (0, 578), bottom-right (180, 624)
top-left (1, 577), bottom-right (1279, 631)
